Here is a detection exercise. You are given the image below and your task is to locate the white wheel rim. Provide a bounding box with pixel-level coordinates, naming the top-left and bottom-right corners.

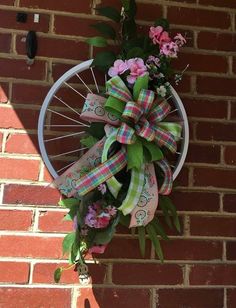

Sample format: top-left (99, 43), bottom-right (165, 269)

top-left (38, 60), bottom-right (189, 180)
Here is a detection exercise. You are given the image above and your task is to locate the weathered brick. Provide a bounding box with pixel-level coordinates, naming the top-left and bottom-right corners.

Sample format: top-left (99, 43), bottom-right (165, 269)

top-left (198, 32), bottom-right (236, 52)
top-left (186, 143), bottom-right (221, 164)
top-left (0, 158), bottom-right (39, 180)
top-left (224, 146), bottom-right (236, 165)
top-left (199, 0), bottom-right (236, 9)
top-left (0, 262), bottom-right (29, 283)
top-left (0, 33), bottom-right (11, 53)
top-left (0, 210), bottom-right (33, 231)
top-left (223, 194), bottom-right (236, 212)
top-left (12, 83), bottom-right (50, 105)
top-left (196, 122), bottom-right (236, 142)
top-left (5, 134), bottom-right (39, 154)
top-left (38, 210), bottom-right (72, 232)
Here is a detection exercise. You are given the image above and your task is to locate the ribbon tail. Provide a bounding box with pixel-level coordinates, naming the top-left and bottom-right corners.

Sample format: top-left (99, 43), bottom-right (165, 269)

top-left (102, 127), bottom-right (123, 198)
top-left (118, 165), bottom-right (145, 216)
top-left (158, 122), bottom-right (182, 141)
top-left (154, 126), bottom-right (177, 153)
top-left (52, 137), bottom-right (106, 197)
top-left (75, 147), bottom-right (127, 196)
top-left (156, 159), bottom-right (173, 195)
top-left (129, 163), bottom-right (158, 227)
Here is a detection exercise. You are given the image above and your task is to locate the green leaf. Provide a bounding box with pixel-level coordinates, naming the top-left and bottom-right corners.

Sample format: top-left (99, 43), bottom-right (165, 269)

top-left (127, 139), bottom-right (143, 170)
top-left (62, 232), bottom-right (76, 255)
top-left (86, 122), bottom-right (105, 139)
top-left (91, 22), bottom-right (116, 40)
top-left (146, 224), bottom-right (164, 262)
top-left (80, 135), bottom-right (98, 148)
top-left (151, 218), bottom-right (169, 241)
top-left (154, 18), bottom-right (170, 31)
top-left (92, 51), bottom-right (116, 71)
top-left (159, 198), bottom-right (173, 229)
top-left (159, 196), bottom-right (181, 233)
top-left (142, 140), bottom-right (164, 162)
top-left (122, 18), bottom-right (137, 40)
top-left (59, 198), bottom-right (79, 209)
top-left (86, 36), bottom-right (108, 47)
top-left (138, 226), bottom-right (146, 257)
top-left (119, 213), bottom-right (130, 227)
top-left (127, 47), bottom-right (144, 59)
top-left (54, 267), bottom-right (62, 283)
top-left (63, 206), bottom-right (78, 221)
top-left (96, 7), bottom-right (121, 23)
top-left (133, 74), bottom-right (149, 101)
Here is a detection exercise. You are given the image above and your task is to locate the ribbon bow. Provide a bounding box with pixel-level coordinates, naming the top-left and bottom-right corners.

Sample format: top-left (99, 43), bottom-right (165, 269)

top-left (53, 75), bottom-right (182, 228)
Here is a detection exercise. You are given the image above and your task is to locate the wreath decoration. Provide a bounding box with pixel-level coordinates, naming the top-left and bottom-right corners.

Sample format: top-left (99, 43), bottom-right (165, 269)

top-left (52, 0), bottom-right (188, 283)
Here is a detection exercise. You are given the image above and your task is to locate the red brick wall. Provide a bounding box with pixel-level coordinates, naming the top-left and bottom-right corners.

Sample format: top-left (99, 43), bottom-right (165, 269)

top-left (0, 0), bottom-right (236, 307)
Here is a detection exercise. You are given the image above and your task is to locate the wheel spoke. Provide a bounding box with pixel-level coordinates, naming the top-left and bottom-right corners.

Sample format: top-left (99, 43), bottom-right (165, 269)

top-left (44, 131), bottom-right (86, 142)
top-left (64, 82), bottom-right (86, 99)
top-left (76, 74), bottom-right (93, 94)
top-left (57, 161), bottom-right (76, 173)
top-left (54, 95), bottom-right (81, 116)
top-left (47, 109), bottom-right (90, 127)
top-left (90, 67), bottom-right (99, 93)
top-left (50, 147), bottom-right (88, 158)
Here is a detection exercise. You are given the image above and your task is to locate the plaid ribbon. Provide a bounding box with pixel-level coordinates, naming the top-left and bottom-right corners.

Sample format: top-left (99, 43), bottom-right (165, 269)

top-left (107, 79), bottom-right (178, 153)
top-left (118, 164), bottom-right (145, 215)
top-left (156, 159), bottom-right (173, 195)
top-left (75, 147), bottom-right (127, 196)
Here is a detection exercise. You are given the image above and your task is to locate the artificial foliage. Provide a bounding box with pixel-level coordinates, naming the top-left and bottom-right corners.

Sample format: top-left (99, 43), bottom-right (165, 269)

top-left (53, 0), bottom-right (187, 283)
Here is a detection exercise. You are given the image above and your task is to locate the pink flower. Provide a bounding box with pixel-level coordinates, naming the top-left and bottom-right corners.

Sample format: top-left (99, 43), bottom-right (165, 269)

top-left (161, 42), bottom-right (179, 58)
top-left (174, 33), bottom-right (186, 47)
top-left (89, 245), bottom-right (107, 254)
top-left (158, 31), bottom-right (171, 46)
top-left (149, 26), bottom-right (163, 45)
top-left (106, 205), bottom-right (117, 217)
top-left (146, 55), bottom-right (160, 67)
top-left (108, 59), bottom-right (129, 77)
top-left (98, 183), bottom-right (107, 195)
top-left (127, 58), bottom-right (148, 84)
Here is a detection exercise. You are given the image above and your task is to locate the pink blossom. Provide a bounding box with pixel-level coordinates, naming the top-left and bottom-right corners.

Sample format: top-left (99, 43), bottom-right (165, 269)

top-left (149, 26), bottom-right (163, 45)
top-left (146, 55), bottom-right (160, 67)
top-left (158, 31), bottom-right (171, 46)
top-left (98, 183), bottom-right (107, 195)
top-left (108, 59), bottom-right (129, 77)
top-left (89, 245), bottom-right (107, 254)
top-left (84, 203), bottom-right (117, 229)
top-left (127, 58), bottom-right (148, 84)
top-left (161, 42), bottom-right (179, 58)
top-left (106, 205), bottom-right (117, 217)
top-left (174, 33), bottom-right (186, 47)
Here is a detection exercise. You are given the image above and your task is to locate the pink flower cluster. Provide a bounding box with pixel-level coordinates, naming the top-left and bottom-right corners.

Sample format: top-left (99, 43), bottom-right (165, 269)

top-left (149, 26), bottom-right (186, 58)
top-left (108, 58), bottom-right (147, 84)
top-left (84, 202), bottom-right (117, 229)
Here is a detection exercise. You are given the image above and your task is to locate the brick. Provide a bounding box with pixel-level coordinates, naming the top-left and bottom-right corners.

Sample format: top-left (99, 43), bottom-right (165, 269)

top-left (227, 289), bottom-right (236, 308)
top-left (0, 288), bottom-right (71, 308)
top-left (20, 0), bottom-right (91, 14)
top-left (54, 16), bottom-right (98, 37)
top-left (231, 102), bottom-right (236, 119)
top-left (225, 146), bottom-right (236, 165)
top-left (186, 143), bottom-right (221, 164)
top-left (197, 76), bottom-right (236, 97)
top-left (162, 239), bottom-right (222, 260)
top-left (0, 235), bottom-right (63, 258)
top-left (1, 0), bottom-right (14, 4)
top-left (172, 191), bottom-right (220, 212)
top-left (223, 194), bottom-right (236, 212)
top-left (100, 238), bottom-right (151, 259)
top-left (183, 98), bottom-right (228, 119)
top-left (0, 58), bottom-right (46, 81)
top-left (193, 167), bottom-right (236, 189)
top-left (0, 83), bottom-right (9, 103)
top-left (0, 107), bottom-right (39, 130)
top-left (0, 9), bottom-right (49, 33)
top-left (33, 262), bottom-right (107, 284)
top-left (16, 35), bottom-right (89, 61)
top-left (226, 242), bottom-right (236, 260)
top-left (0, 132), bottom-right (3, 152)
top-left (113, 264), bottom-right (183, 285)
top-left (157, 289), bottom-right (224, 308)
top-left (198, 32), bottom-right (236, 52)
top-left (175, 166), bottom-right (189, 186)
top-left (0, 33), bottom-right (11, 53)
top-left (0, 158), bottom-right (39, 180)
top-left (167, 7), bottom-right (230, 29)
top-left (190, 216), bottom-right (236, 237)
top-left (196, 122), bottom-right (236, 142)
top-left (3, 184), bottom-right (61, 205)
top-left (5, 134), bottom-right (39, 154)
top-left (190, 265), bottom-right (236, 285)
top-left (0, 210), bottom-right (32, 231)
top-left (77, 288), bottom-right (150, 308)
top-left (175, 75), bottom-right (191, 94)
top-left (38, 211), bottom-right (72, 232)
top-left (175, 53), bottom-right (228, 73)
top-left (136, 3), bottom-right (163, 21)
top-left (0, 262), bottom-right (29, 283)
top-left (12, 83), bottom-right (50, 105)
top-left (199, 0), bottom-right (236, 9)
